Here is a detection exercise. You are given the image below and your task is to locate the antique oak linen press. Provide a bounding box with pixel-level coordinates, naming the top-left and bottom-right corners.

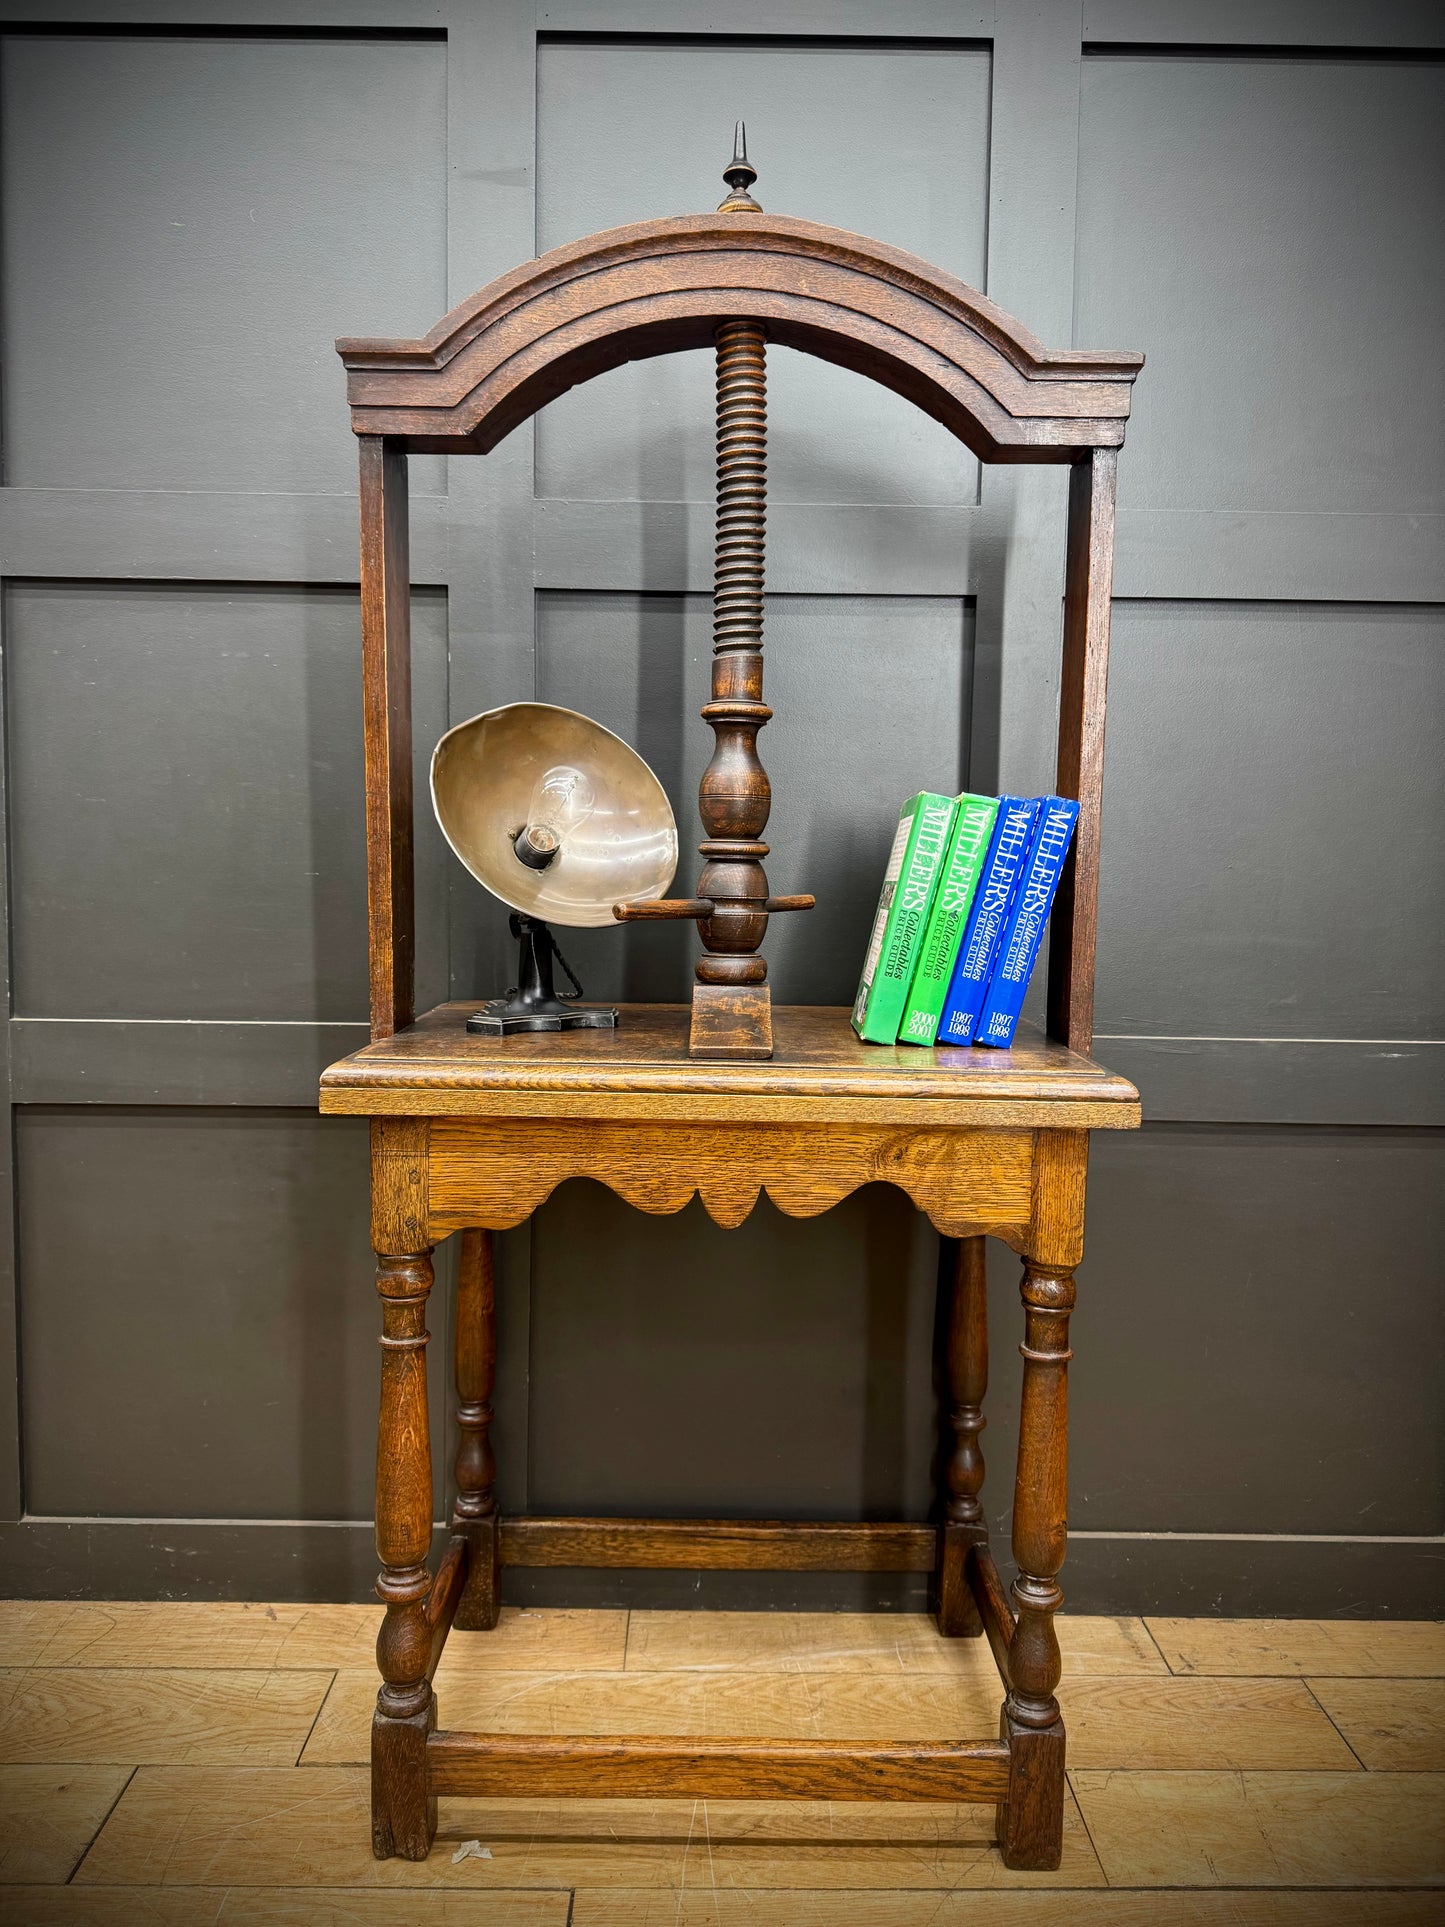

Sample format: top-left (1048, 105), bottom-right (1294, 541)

top-left (320, 145), bottom-right (1143, 1869)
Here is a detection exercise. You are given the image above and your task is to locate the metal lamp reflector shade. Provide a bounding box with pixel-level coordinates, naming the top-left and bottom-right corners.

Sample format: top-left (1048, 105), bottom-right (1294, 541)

top-left (430, 702), bottom-right (679, 928)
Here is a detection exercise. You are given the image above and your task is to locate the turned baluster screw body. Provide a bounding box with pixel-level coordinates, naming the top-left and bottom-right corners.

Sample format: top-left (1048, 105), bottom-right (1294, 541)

top-left (697, 315), bottom-right (774, 986)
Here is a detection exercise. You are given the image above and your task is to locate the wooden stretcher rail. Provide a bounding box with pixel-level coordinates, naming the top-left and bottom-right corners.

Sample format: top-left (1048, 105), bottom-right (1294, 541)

top-left (967, 1541), bottom-right (1017, 1687)
top-left (499, 1515), bottom-right (939, 1572)
top-left (427, 1731), bottom-right (1012, 1801)
top-left (423, 1534), bottom-right (469, 1681)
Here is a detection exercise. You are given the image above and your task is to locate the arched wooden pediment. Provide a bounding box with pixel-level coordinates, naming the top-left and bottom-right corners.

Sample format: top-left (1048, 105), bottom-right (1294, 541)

top-left (339, 212), bottom-right (1141, 464)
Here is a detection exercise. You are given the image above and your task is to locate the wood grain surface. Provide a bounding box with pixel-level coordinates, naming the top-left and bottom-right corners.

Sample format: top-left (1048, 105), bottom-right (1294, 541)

top-left (369, 1116), bottom-right (429, 1256)
top-left (427, 1116), bottom-right (1034, 1238)
top-left (304, 1666), bottom-right (1005, 1766)
top-left (5, 1892), bottom-right (572, 1924)
top-left (9, 1604), bottom-right (1444, 1904)
top-left (1070, 1769), bottom-right (1445, 1887)
top-left (969, 1544), bottom-right (1019, 1683)
top-left (0, 1764), bottom-right (131, 1885)
top-left (1307, 1677), bottom-right (1445, 1771)
top-left (320, 1005), bottom-right (1140, 1128)
top-left (0, 1668), bottom-right (330, 1766)
top-left (1061, 1674), bottom-right (1360, 1771)
top-left (570, 1895), bottom-right (1445, 1926)
top-left (452, 1229), bottom-right (501, 1634)
top-left (337, 211), bottom-right (1142, 463)
top-left (500, 1518), bottom-right (938, 1573)
top-left (939, 1239), bottom-right (989, 1639)
top-left (371, 1242), bottom-right (440, 1858)
top-left (0, 1602), bottom-right (625, 1675)
top-left (428, 1731), bottom-right (1011, 1802)
top-left (74, 1764), bottom-right (1105, 1890)
top-left (1047, 446), bottom-right (1118, 1055)
top-left (357, 435), bottom-right (414, 1044)
top-left (622, 1609), bottom-right (1164, 1677)
top-left (304, 1663), bottom-right (1359, 1774)
top-left (7, 1888), bottom-right (570, 1919)
top-left (1148, 1618), bottom-right (1445, 1678)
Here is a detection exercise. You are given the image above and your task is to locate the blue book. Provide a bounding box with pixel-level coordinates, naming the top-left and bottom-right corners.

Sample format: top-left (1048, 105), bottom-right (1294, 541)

top-left (936, 796), bottom-right (1040, 1046)
top-left (974, 797), bottom-right (1079, 1049)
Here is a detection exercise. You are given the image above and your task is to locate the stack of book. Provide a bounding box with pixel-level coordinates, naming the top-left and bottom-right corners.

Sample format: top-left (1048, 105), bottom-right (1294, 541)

top-left (851, 791), bottom-right (1078, 1050)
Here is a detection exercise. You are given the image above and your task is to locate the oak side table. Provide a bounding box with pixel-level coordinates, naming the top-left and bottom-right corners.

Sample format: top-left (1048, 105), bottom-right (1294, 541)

top-left (320, 1005), bottom-right (1139, 1867)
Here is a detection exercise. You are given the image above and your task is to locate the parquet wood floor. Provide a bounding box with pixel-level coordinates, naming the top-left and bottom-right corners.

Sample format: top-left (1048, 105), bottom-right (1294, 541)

top-left (0, 1603), bottom-right (1441, 1922)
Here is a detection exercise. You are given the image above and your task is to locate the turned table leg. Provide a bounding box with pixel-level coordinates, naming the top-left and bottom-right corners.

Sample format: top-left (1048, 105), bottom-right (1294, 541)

top-left (372, 1248), bottom-right (438, 1861)
top-left (452, 1227), bottom-right (501, 1630)
top-left (938, 1235), bottom-right (988, 1636)
top-left (998, 1257), bottom-right (1075, 1871)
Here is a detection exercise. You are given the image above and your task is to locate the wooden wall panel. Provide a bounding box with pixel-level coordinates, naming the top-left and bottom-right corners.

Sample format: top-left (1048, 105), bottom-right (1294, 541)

top-left (16, 1109), bottom-right (450, 1521)
top-left (1094, 600), bottom-right (1445, 1041)
top-left (980, 1124), bottom-right (1445, 1549)
top-left (0, 31), bottom-right (448, 494)
top-left (1075, 50), bottom-right (1445, 517)
top-left (533, 36), bottom-right (989, 512)
top-left (5, 581), bottom-right (450, 1024)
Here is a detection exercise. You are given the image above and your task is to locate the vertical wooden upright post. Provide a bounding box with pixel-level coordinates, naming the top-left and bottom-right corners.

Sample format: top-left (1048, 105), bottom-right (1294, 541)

top-left (938, 1235), bottom-right (988, 1636)
top-left (371, 1244), bottom-right (436, 1860)
top-left (358, 434), bottom-right (415, 1042)
top-left (360, 433), bottom-right (427, 1854)
top-left (452, 1227), bottom-right (501, 1630)
top-left (997, 1129), bottom-right (1087, 1871)
top-left (1047, 445), bottom-right (1118, 1056)
top-left (999, 1255), bottom-right (1074, 1863)
top-left (370, 1117), bottom-right (435, 1861)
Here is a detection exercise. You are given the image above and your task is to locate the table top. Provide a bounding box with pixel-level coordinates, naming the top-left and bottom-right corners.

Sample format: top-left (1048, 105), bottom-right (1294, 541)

top-left (320, 1005), bottom-right (1141, 1129)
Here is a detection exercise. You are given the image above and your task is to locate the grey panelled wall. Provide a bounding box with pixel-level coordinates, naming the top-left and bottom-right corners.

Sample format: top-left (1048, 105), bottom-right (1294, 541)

top-left (1, 31), bottom-right (450, 494)
top-left (0, 2), bottom-right (1440, 1617)
top-left (17, 1109), bottom-right (445, 1522)
top-left (6, 581), bottom-right (451, 1023)
top-left (1096, 601), bottom-right (1445, 1040)
top-left (534, 37), bottom-right (989, 512)
top-left (1074, 50), bottom-right (1445, 518)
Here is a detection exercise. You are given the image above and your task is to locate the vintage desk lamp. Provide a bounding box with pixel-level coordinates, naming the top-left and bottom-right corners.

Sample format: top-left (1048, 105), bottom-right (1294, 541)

top-left (430, 700), bottom-right (678, 1033)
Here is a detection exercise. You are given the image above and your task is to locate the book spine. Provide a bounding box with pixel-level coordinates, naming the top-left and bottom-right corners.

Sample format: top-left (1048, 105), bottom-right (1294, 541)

top-left (851, 802), bottom-right (917, 1038)
top-left (852, 792), bottom-right (957, 1044)
top-left (897, 794), bottom-right (1000, 1046)
top-left (936, 796), bottom-right (1041, 1046)
top-left (974, 797), bottom-right (1079, 1049)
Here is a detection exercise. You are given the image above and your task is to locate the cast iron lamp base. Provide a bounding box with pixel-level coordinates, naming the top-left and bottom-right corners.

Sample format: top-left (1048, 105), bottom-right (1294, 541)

top-left (466, 913), bottom-right (619, 1035)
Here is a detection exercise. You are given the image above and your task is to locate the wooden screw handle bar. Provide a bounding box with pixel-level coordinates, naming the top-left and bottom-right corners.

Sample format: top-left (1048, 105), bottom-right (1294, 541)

top-left (614, 894), bottom-right (815, 923)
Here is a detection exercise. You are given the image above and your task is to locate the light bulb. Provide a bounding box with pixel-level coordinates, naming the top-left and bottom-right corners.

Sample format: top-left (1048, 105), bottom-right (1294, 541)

top-left (513, 764), bottom-right (596, 870)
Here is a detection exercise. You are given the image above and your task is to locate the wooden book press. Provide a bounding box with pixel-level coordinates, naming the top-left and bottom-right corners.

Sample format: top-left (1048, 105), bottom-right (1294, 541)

top-left (321, 138), bottom-right (1143, 1870)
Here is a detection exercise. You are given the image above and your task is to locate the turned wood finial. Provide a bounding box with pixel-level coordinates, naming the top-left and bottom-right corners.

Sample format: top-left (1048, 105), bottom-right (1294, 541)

top-left (718, 121), bottom-right (761, 213)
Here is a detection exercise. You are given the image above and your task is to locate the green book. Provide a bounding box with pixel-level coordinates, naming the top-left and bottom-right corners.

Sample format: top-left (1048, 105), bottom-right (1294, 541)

top-left (851, 792), bottom-right (957, 1044)
top-left (897, 793), bottom-right (1001, 1047)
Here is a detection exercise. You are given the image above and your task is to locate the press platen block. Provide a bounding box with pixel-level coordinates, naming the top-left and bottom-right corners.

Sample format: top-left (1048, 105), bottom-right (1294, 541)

top-left (689, 982), bottom-right (774, 1059)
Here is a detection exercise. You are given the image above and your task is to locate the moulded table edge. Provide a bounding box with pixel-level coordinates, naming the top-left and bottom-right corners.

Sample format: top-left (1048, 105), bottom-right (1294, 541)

top-left (318, 1084), bottom-right (1142, 1127)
